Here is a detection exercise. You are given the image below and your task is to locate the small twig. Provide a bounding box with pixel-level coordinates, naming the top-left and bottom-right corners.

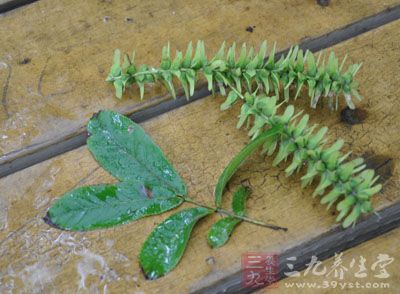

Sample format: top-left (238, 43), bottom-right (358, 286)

top-left (181, 196), bottom-right (288, 232)
top-left (217, 208), bottom-right (287, 231)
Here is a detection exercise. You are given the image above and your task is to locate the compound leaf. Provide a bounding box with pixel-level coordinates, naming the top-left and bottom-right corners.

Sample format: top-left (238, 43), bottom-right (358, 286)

top-left (45, 181), bottom-right (183, 231)
top-left (140, 207), bottom-right (212, 279)
top-left (87, 110), bottom-right (187, 196)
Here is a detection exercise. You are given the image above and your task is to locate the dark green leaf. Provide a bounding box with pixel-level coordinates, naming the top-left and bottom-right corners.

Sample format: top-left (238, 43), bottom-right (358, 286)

top-left (207, 217), bottom-right (241, 248)
top-left (87, 111), bottom-right (187, 196)
top-left (207, 186), bottom-right (250, 248)
top-left (139, 207), bottom-right (212, 279)
top-left (45, 181), bottom-right (183, 231)
top-left (214, 125), bottom-right (282, 207)
top-left (231, 186), bottom-right (250, 216)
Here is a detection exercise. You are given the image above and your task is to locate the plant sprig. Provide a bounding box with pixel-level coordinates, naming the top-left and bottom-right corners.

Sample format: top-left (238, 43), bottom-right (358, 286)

top-left (222, 91), bottom-right (381, 228)
top-left (106, 41), bottom-right (381, 227)
top-left (44, 40), bottom-right (381, 282)
top-left (107, 41), bottom-right (362, 110)
top-left (45, 110), bottom-right (287, 279)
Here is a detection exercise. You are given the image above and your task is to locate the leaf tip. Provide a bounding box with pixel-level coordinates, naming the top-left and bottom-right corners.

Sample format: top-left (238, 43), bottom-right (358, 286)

top-left (43, 212), bottom-right (65, 231)
top-left (141, 266), bottom-right (160, 280)
top-left (90, 110), bottom-right (101, 120)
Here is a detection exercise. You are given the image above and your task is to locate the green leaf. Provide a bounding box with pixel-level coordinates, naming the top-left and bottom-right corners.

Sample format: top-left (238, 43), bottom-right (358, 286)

top-left (106, 49), bottom-right (122, 82)
top-left (237, 43), bottom-right (247, 67)
top-left (122, 53), bottom-right (131, 69)
top-left (231, 186), bottom-right (250, 215)
top-left (227, 42), bottom-right (236, 66)
top-left (178, 72), bottom-right (190, 99)
top-left (160, 43), bottom-right (171, 70)
top-left (87, 110), bottom-right (187, 196)
top-left (305, 50), bottom-right (316, 76)
top-left (236, 103), bottom-right (251, 129)
top-left (339, 54), bottom-right (348, 71)
top-left (257, 40), bottom-right (267, 66)
top-left (139, 207), bottom-right (212, 279)
top-left (114, 80), bottom-right (123, 99)
top-left (192, 40), bottom-right (206, 69)
top-left (204, 69), bottom-right (214, 91)
top-left (171, 51), bottom-right (183, 70)
top-left (342, 204), bottom-right (361, 228)
top-left (213, 41), bottom-right (226, 61)
top-left (207, 186), bottom-right (250, 248)
top-left (214, 125), bottom-right (282, 207)
top-left (113, 49), bottom-right (121, 65)
top-left (266, 42), bottom-right (276, 68)
top-left (45, 181), bottom-right (183, 231)
top-left (220, 90), bottom-right (238, 110)
top-left (161, 72), bottom-right (176, 99)
top-left (207, 217), bottom-right (241, 248)
top-left (186, 69), bottom-right (196, 96)
top-left (182, 41), bottom-right (193, 68)
top-left (137, 81), bottom-right (145, 99)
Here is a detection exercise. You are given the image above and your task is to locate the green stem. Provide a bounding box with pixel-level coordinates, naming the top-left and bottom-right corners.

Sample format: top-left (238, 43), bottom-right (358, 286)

top-left (181, 196), bottom-right (287, 232)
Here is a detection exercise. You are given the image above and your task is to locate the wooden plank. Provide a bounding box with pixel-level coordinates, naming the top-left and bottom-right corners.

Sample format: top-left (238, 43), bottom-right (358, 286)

top-left (1, 0), bottom-right (400, 170)
top-left (0, 0), bottom-right (36, 13)
top-left (276, 229), bottom-right (400, 294)
top-left (199, 202), bottom-right (400, 293)
top-left (1, 9), bottom-right (400, 181)
top-left (0, 20), bottom-right (399, 294)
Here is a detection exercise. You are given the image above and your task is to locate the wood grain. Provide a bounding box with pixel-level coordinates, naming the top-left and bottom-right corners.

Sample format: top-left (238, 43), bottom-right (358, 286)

top-left (0, 16), bottom-right (399, 294)
top-left (0, 0), bottom-right (399, 160)
top-left (273, 229), bottom-right (400, 294)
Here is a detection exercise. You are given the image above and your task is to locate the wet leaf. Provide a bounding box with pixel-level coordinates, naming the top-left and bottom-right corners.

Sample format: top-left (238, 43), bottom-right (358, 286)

top-left (207, 217), bottom-right (241, 248)
top-left (139, 207), bottom-right (212, 279)
top-left (87, 110), bottom-right (187, 196)
top-left (45, 181), bottom-right (183, 231)
top-left (214, 125), bottom-right (282, 207)
top-left (207, 186), bottom-right (250, 248)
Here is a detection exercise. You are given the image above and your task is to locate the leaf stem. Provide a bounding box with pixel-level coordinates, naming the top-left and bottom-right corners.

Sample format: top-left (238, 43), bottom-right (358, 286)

top-left (180, 196), bottom-right (287, 232)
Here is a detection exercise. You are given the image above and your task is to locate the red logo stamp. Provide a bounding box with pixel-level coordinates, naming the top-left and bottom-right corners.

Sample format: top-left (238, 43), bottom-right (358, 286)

top-left (241, 252), bottom-right (279, 289)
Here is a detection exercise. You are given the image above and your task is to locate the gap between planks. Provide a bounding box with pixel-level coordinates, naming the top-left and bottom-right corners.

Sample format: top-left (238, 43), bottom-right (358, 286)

top-left (0, 0), bottom-right (37, 14)
top-left (0, 4), bottom-right (400, 179)
top-left (195, 201), bottom-right (400, 294)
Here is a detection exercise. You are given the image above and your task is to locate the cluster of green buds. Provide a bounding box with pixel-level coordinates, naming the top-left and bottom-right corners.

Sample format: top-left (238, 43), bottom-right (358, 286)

top-left (231, 92), bottom-right (381, 228)
top-left (107, 41), bottom-right (362, 110)
top-left (106, 41), bottom-right (380, 228)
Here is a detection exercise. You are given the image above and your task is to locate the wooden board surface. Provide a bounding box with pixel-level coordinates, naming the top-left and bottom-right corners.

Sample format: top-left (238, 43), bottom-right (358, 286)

top-left (271, 228), bottom-right (400, 294)
top-left (0, 0), bottom-right (399, 163)
top-left (0, 20), bottom-right (399, 293)
top-left (0, 0), bottom-right (36, 13)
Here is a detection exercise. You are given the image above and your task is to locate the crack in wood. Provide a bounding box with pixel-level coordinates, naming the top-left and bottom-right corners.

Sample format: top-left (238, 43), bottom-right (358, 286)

top-left (0, 5), bottom-right (400, 179)
top-left (194, 202), bottom-right (400, 294)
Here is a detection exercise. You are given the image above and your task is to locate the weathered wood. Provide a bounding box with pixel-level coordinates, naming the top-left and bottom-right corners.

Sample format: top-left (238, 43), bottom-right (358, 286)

top-left (199, 202), bottom-right (400, 293)
top-left (277, 229), bottom-right (400, 294)
top-left (2, 6), bottom-right (400, 179)
top-left (1, 0), bottom-right (399, 171)
top-left (0, 20), bottom-right (399, 293)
